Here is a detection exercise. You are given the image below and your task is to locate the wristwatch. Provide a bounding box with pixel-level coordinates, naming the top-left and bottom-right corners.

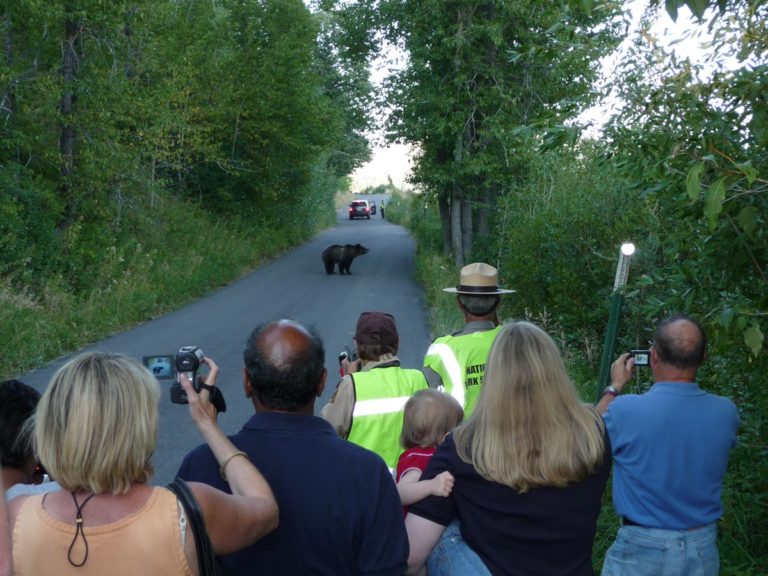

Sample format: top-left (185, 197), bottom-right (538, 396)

top-left (603, 385), bottom-right (620, 397)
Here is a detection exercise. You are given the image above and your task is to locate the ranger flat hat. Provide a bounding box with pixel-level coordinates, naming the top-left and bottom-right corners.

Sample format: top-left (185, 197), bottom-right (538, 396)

top-left (443, 262), bottom-right (515, 295)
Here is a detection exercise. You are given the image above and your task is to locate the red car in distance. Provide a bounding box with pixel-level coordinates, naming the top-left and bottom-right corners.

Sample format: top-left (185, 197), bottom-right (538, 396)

top-left (348, 200), bottom-right (371, 220)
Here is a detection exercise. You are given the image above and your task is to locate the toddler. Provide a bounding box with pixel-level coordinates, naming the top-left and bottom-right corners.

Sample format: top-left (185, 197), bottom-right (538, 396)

top-left (396, 389), bottom-right (464, 513)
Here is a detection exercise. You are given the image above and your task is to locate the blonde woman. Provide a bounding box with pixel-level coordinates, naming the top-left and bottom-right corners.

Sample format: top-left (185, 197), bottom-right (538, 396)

top-left (9, 352), bottom-right (278, 575)
top-left (405, 321), bottom-right (611, 576)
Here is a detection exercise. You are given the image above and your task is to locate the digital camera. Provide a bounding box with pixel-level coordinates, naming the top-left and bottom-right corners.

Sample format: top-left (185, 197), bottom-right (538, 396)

top-left (338, 345), bottom-right (358, 365)
top-left (338, 345), bottom-right (359, 377)
top-left (629, 349), bottom-right (651, 367)
top-left (169, 346), bottom-right (205, 404)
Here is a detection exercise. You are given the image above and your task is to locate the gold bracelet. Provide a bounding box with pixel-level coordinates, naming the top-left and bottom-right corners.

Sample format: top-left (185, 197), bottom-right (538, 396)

top-left (219, 450), bottom-right (249, 481)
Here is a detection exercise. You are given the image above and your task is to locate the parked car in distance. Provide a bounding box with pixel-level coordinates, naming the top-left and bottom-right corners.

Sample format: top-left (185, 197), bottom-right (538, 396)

top-left (369, 200), bottom-right (377, 215)
top-left (349, 200), bottom-right (371, 220)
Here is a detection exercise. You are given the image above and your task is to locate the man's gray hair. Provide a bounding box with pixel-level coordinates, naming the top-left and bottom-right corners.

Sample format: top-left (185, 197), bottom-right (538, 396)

top-left (458, 294), bottom-right (500, 317)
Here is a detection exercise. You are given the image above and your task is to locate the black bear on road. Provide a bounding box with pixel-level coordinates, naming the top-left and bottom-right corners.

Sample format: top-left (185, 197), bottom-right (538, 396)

top-left (322, 243), bottom-right (369, 275)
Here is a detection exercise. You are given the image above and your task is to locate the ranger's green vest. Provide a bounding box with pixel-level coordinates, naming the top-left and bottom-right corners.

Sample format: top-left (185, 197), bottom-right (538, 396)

top-left (423, 326), bottom-right (501, 417)
top-left (347, 366), bottom-right (428, 470)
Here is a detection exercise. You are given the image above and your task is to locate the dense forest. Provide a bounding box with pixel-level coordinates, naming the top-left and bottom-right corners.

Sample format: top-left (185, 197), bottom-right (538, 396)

top-left (1, 0), bottom-right (766, 572)
top-left (1, 0), bottom-right (377, 372)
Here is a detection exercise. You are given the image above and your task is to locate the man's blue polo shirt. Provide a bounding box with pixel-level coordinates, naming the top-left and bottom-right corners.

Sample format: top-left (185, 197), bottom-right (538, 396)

top-left (603, 382), bottom-right (739, 530)
top-left (177, 412), bottom-right (408, 576)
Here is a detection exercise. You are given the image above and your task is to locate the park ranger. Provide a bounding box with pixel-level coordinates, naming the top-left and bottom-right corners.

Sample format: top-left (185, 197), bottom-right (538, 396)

top-left (321, 311), bottom-right (428, 471)
top-left (423, 263), bottom-right (514, 417)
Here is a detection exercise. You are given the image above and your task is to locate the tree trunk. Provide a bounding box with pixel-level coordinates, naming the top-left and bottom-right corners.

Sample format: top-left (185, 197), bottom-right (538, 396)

top-left (461, 195), bottom-right (472, 262)
top-left (438, 190), bottom-right (452, 255)
top-left (451, 187), bottom-right (464, 269)
top-left (58, 11), bottom-right (80, 231)
top-left (476, 186), bottom-right (492, 238)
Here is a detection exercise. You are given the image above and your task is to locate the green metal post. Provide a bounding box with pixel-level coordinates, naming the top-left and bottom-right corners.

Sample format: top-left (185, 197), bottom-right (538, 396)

top-left (595, 291), bottom-right (624, 402)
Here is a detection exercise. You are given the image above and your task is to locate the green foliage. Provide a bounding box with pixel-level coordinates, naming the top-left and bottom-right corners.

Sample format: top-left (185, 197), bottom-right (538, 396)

top-left (0, 167), bottom-right (60, 288)
top-left (602, 0), bottom-right (768, 360)
top-left (0, 194), bottom-right (295, 380)
top-left (377, 0), bottom-right (626, 261)
top-left (361, 182), bottom-right (399, 196)
top-left (491, 145), bottom-right (648, 340)
top-left (384, 192), bottom-right (465, 337)
top-left (0, 0), bottom-right (378, 372)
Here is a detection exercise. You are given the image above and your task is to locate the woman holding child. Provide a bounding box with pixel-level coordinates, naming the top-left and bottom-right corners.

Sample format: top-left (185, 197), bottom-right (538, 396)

top-left (405, 321), bottom-right (611, 576)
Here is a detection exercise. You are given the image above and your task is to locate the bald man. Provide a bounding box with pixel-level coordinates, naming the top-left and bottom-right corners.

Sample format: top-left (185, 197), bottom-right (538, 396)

top-left (597, 314), bottom-right (739, 576)
top-left (177, 319), bottom-right (407, 576)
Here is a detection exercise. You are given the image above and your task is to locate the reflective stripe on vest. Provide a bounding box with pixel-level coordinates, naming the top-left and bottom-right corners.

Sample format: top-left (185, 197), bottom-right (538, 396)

top-left (347, 366), bottom-right (428, 471)
top-left (424, 342), bottom-right (464, 407)
top-left (353, 395), bottom-right (413, 417)
top-left (423, 326), bottom-right (501, 417)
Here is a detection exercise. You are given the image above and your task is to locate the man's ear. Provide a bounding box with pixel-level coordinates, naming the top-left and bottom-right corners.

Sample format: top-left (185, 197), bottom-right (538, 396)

top-left (316, 368), bottom-right (327, 397)
top-left (243, 367), bottom-right (253, 398)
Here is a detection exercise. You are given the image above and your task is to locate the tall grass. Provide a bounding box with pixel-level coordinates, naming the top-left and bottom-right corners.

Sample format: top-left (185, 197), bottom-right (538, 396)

top-left (0, 194), bottom-right (333, 380)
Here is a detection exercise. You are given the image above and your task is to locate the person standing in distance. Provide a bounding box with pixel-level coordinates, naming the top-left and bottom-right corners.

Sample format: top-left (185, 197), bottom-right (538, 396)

top-left (321, 311), bottom-right (428, 472)
top-left (597, 314), bottom-right (740, 576)
top-left (423, 263), bottom-right (514, 417)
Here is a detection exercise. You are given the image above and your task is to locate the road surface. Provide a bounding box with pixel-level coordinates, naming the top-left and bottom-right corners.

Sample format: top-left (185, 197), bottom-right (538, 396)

top-left (21, 195), bottom-right (433, 485)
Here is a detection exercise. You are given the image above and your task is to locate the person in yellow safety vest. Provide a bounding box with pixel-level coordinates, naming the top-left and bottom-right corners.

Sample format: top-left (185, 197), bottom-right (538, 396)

top-left (423, 263), bottom-right (515, 417)
top-left (321, 312), bottom-right (428, 471)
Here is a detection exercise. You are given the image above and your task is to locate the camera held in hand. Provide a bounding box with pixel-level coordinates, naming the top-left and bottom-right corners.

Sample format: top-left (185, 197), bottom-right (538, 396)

top-left (338, 345), bottom-right (358, 365)
top-left (144, 346), bottom-right (227, 412)
top-left (629, 349), bottom-right (651, 367)
top-left (171, 346), bottom-right (205, 404)
top-left (338, 345), bottom-right (359, 377)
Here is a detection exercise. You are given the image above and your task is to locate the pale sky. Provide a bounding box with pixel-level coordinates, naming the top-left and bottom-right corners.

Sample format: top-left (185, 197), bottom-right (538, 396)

top-left (351, 142), bottom-right (413, 192)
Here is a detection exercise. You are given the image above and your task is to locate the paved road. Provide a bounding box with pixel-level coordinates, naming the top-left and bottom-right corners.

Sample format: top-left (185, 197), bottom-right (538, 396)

top-left (21, 194), bottom-right (432, 485)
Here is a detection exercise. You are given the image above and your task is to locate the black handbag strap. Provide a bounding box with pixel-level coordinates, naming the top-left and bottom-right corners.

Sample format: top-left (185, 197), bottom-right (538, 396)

top-left (167, 478), bottom-right (219, 576)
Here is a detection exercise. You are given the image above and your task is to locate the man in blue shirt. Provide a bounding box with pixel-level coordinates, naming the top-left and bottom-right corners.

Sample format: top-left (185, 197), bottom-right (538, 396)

top-left (597, 314), bottom-right (740, 576)
top-left (177, 319), bottom-right (408, 576)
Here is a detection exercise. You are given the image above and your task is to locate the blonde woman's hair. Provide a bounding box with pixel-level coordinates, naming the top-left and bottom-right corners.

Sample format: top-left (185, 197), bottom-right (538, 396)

top-left (454, 321), bottom-right (605, 492)
top-left (35, 352), bottom-right (160, 494)
top-left (400, 389), bottom-right (464, 450)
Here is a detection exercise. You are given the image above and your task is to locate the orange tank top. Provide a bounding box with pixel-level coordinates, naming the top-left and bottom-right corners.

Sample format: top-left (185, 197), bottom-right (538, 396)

top-left (13, 487), bottom-right (193, 576)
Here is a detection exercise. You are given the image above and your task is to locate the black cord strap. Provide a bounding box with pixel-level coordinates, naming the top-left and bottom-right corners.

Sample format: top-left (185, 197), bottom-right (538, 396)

top-left (68, 492), bottom-right (96, 568)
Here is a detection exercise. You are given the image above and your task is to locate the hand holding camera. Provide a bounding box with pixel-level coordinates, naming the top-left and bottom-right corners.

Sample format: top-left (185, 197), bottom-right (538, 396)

top-left (144, 346), bottom-right (227, 413)
top-left (178, 357), bottom-right (221, 428)
top-left (338, 345), bottom-right (361, 376)
top-left (609, 352), bottom-right (635, 394)
top-left (609, 348), bottom-right (651, 394)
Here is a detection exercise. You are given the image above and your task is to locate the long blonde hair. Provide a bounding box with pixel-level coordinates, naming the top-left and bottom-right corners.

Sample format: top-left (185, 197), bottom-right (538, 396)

top-left (36, 352), bottom-right (160, 494)
top-left (454, 321), bottom-right (605, 492)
